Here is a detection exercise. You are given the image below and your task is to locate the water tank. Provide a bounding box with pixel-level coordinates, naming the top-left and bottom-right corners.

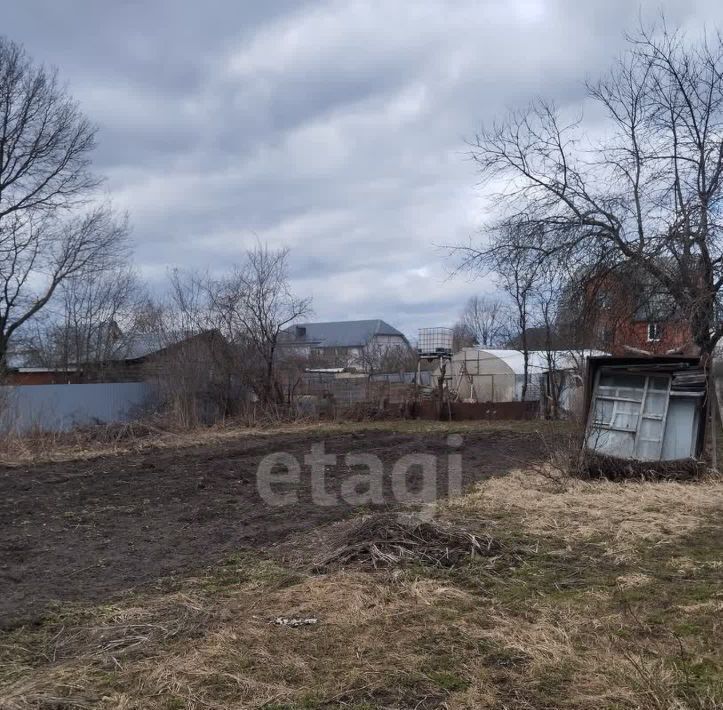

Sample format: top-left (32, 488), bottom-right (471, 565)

top-left (417, 327), bottom-right (453, 358)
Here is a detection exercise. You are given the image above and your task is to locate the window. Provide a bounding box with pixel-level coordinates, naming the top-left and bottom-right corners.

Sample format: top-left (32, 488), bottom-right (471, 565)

top-left (647, 322), bottom-right (661, 342)
top-left (592, 398), bottom-right (615, 426)
top-left (593, 374), bottom-right (645, 431)
top-left (597, 290), bottom-right (612, 309)
top-left (588, 372), bottom-right (672, 460)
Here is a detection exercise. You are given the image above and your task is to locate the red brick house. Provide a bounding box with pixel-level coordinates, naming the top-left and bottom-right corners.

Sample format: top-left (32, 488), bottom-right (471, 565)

top-left (606, 314), bottom-right (692, 355)
top-left (571, 263), bottom-right (695, 356)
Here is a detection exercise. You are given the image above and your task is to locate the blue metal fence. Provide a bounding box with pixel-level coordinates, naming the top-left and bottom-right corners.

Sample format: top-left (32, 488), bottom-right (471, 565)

top-left (0, 382), bottom-right (154, 434)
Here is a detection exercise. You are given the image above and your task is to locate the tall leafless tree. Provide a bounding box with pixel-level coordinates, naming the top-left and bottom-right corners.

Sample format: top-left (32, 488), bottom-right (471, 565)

top-left (497, 244), bottom-right (541, 400)
top-left (165, 267), bottom-right (216, 338)
top-left (144, 269), bottom-right (236, 427)
top-left (458, 294), bottom-right (508, 347)
top-left (462, 222), bottom-right (546, 399)
top-left (358, 337), bottom-right (416, 376)
top-left (29, 266), bottom-right (146, 369)
top-left (454, 20), bottom-right (723, 356)
top-left (451, 321), bottom-right (476, 351)
top-left (528, 260), bottom-right (569, 415)
top-left (0, 37), bottom-right (128, 368)
top-left (210, 244), bottom-right (312, 404)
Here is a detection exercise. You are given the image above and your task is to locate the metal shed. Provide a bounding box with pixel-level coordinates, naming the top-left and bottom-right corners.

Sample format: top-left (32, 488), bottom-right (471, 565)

top-left (583, 356), bottom-right (706, 462)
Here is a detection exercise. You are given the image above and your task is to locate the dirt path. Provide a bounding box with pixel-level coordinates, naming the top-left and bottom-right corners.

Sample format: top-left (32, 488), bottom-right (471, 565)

top-left (0, 427), bottom-right (544, 628)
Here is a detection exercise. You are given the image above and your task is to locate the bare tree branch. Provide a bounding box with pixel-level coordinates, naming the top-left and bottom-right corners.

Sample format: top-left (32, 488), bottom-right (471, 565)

top-left (0, 37), bottom-right (128, 368)
top-left (452, 20), bottom-right (723, 355)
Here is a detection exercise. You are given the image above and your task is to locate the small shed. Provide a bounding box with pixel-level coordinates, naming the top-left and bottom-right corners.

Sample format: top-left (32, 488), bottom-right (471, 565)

top-left (583, 356), bottom-right (706, 462)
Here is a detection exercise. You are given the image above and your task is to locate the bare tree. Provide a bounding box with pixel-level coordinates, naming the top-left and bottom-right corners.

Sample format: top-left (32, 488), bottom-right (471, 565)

top-left (454, 20), bottom-right (723, 356)
top-left (529, 261), bottom-right (567, 415)
top-left (451, 321), bottom-right (476, 351)
top-left (0, 37), bottom-right (128, 368)
top-left (28, 266), bottom-right (146, 370)
top-left (459, 294), bottom-right (508, 347)
top-left (486, 224), bottom-right (545, 400)
top-left (210, 244), bottom-right (312, 404)
top-left (502, 262), bottom-right (536, 400)
top-left (149, 270), bottom-right (236, 427)
top-left (165, 267), bottom-right (216, 337)
top-left (358, 338), bottom-right (416, 376)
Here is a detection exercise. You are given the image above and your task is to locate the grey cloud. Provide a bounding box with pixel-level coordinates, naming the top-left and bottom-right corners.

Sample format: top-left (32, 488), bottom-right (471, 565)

top-left (3, 0), bottom-right (723, 337)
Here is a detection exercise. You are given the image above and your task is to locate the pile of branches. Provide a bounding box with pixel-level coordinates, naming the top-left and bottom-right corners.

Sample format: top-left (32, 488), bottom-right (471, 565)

top-left (579, 451), bottom-right (707, 481)
top-left (314, 512), bottom-right (496, 570)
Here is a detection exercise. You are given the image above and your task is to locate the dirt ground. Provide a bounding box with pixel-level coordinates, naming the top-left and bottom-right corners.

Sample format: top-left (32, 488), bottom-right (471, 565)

top-left (0, 426), bottom-right (545, 629)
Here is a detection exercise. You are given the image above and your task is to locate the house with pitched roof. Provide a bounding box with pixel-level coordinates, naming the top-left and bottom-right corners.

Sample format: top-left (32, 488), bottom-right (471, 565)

top-left (5, 330), bottom-right (231, 384)
top-left (280, 319), bottom-right (410, 371)
top-left (577, 265), bottom-right (694, 355)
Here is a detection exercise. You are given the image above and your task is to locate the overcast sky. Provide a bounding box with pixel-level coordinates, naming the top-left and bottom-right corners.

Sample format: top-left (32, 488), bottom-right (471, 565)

top-left (4, 0), bottom-right (723, 338)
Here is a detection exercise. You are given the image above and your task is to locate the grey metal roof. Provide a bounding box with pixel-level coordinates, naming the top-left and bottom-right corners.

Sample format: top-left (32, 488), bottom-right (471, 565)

top-left (4, 331), bottom-right (209, 370)
top-left (121, 332), bottom-right (169, 360)
top-left (119, 330), bottom-right (222, 361)
top-left (285, 319), bottom-right (407, 348)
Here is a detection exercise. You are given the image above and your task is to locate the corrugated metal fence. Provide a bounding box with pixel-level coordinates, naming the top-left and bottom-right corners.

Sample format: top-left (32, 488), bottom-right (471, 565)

top-left (0, 382), bottom-right (154, 434)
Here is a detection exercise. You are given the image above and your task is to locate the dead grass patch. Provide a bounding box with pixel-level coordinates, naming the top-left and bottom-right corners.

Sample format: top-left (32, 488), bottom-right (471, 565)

top-left (447, 469), bottom-right (723, 560)
top-left (0, 571), bottom-right (489, 709)
top-left (1, 469), bottom-right (720, 709)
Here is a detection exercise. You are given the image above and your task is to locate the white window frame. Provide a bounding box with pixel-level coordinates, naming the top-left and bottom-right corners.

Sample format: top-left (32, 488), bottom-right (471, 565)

top-left (592, 385), bottom-right (644, 433)
top-left (647, 322), bottom-right (661, 342)
top-left (588, 372), bottom-right (672, 460)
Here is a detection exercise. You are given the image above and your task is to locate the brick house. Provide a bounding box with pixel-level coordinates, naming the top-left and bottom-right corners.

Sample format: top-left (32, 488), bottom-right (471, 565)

top-left (606, 312), bottom-right (692, 355)
top-left (576, 264), bottom-right (694, 355)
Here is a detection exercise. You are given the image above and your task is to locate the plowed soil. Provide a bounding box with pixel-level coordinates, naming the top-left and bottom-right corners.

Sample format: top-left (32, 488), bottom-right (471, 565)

top-left (0, 427), bottom-right (545, 628)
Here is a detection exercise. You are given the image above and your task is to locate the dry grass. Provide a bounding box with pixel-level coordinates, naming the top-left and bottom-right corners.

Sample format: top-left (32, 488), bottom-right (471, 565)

top-left (447, 469), bottom-right (723, 561)
top-left (1, 469), bottom-right (721, 709)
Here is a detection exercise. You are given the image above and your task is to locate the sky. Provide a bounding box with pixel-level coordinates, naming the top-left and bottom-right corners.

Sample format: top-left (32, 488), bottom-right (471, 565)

top-left (4, 0), bottom-right (723, 339)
